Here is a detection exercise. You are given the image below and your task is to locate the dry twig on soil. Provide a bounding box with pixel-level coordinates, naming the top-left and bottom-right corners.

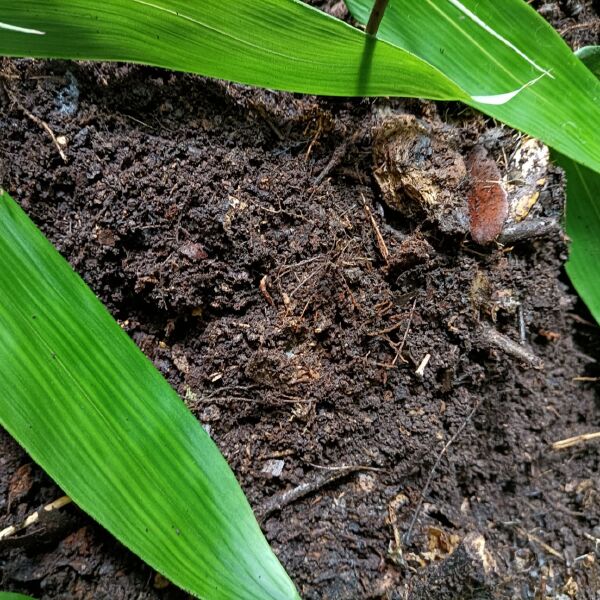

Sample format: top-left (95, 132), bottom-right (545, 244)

top-left (257, 465), bottom-right (371, 521)
top-left (552, 431), bottom-right (600, 450)
top-left (514, 526), bottom-right (565, 562)
top-left (4, 86), bottom-right (68, 162)
top-left (480, 324), bottom-right (544, 369)
top-left (362, 194), bottom-right (390, 262)
top-left (498, 218), bottom-right (560, 244)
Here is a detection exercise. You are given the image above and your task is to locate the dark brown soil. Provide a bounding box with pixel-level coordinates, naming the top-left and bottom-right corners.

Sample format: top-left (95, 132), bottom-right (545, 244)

top-left (1, 3), bottom-right (599, 599)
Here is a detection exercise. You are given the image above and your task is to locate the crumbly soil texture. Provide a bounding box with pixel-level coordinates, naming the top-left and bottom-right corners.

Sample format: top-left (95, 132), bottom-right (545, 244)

top-left (1, 2), bottom-right (599, 599)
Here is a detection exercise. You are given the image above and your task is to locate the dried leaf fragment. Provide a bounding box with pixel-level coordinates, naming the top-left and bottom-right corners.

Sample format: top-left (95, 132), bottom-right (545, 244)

top-left (505, 138), bottom-right (549, 222)
top-left (467, 146), bottom-right (508, 244)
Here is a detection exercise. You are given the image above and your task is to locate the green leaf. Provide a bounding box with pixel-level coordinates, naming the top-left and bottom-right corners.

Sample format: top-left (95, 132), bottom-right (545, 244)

top-left (0, 0), bottom-right (466, 100)
top-left (559, 157), bottom-right (600, 323)
top-left (345, 0), bottom-right (600, 174)
top-left (0, 594), bottom-right (36, 600)
top-left (0, 188), bottom-right (299, 599)
top-left (558, 47), bottom-right (600, 324)
top-left (576, 46), bottom-right (600, 79)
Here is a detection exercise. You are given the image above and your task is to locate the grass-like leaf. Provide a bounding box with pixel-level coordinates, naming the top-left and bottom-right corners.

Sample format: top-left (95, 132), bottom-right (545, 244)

top-left (346, 0), bottom-right (600, 173)
top-left (560, 157), bottom-right (600, 323)
top-left (558, 47), bottom-right (600, 324)
top-left (0, 189), bottom-right (300, 599)
top-left (0, 0), bottom-right (465, 100)
top-left (0, 594), bottom-right (35, 600)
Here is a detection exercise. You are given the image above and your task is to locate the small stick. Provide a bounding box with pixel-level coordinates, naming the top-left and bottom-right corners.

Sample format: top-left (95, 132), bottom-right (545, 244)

top-left (306, 462), bottom-right (384, 472)
top-left (498, 218), bottom-right (559, 245)
top-left (5, 87), bottom-right (68, 162)
top-left (516, 527), bottom-right (565, 561)
top-left (480, 324), bottom-right (544, 369)
top-left (393, 297), bottom-right (418, 366)
top-left (517, 305), bottom-right (527, 344)
top-left (0, 496), bottom-right (72, 540)
top-left (552, 431), bottom-right (600, 450)
top-left (363, 201), bottom-right (389, 262)
top-left (257, 465), bottom-right (366, 520)
top-left (313, 140), bottom-right (348, 187)
top-left (366, 0), bottom-right (390, 36)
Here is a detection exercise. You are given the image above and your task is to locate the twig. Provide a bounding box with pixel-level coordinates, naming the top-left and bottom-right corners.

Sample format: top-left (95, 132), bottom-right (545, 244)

top-left (480, 324), bottom-right (544, 369)
top-left (313, 140), bottom-right (348, 187)
top-left (306, 462), bottom-right (384, 472)
top-left (288, 265), bottom-right (325, 298)
top-left (394, 297), bottom-right (418, 365)
top-left (498, 218), bottom-right (559, 244)
top-left (257, 465), bottom-right (367, 520)
top-left (5, 87), bottom-right (68, 162)
top-left (515, 527), bottom-right (565, 562)
top-left (199, 395), bottom-right (311, 405)
top-left (373, 298), bottom-right (418, 368)
top-left (404, 400), bottom-right (480, 545)
top-left (366, 320), bottom-right (406, 337)
top-left (366, 0), bottom-right (390, 36)
top-left (552, 431), bottom-right (600, 450)
top-left (560, 19), bottom-right (600, 36)
top-left (0, 496), bottom-right (72, 541)
top-left (362, 194), bottom-right (389, 262)
top-left (518, 304), bottom-right (527, 344)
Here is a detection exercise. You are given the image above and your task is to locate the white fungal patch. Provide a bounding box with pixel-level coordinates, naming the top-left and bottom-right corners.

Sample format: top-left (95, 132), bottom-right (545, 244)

top-left (0, 21), bottom-right (45, 35)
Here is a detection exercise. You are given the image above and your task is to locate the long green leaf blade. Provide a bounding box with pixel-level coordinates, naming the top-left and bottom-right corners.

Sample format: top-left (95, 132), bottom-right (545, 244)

top-left (0, 189), bottom-right (300, 599)
top-left (560, 157), bottom-right (600, 324)
top-left (558, 47), bottom-right (600, 324)
top-left (346, 0), bottom-right (600, 173)
top-left (0, 594), bottom-right (35, 600)
top-left (0, 0), bottom-right (466, 100)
